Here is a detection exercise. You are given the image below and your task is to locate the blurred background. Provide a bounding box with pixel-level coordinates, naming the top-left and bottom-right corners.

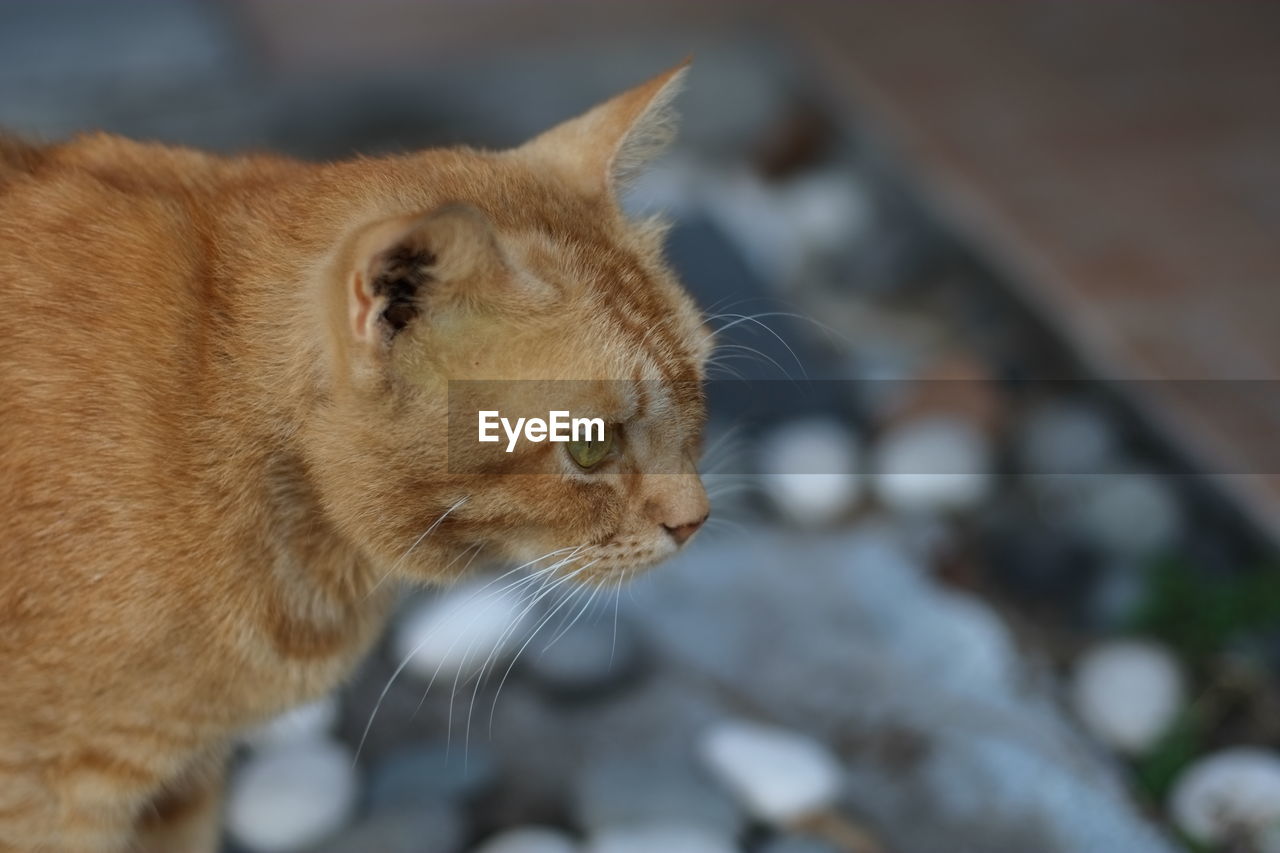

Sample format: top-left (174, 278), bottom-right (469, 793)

top-left (5, 2), bottom-right (1280, 852)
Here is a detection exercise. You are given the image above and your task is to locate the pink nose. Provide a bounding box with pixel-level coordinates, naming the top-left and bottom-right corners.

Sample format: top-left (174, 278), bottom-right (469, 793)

top-left (663, 513), bottom-right (708, 546)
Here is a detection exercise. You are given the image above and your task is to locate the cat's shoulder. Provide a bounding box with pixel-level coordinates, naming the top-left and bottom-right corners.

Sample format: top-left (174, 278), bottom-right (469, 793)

top-left (0, 134), bottom-right (48, 183)
top-left (0, 131), bottom-right (300, 211)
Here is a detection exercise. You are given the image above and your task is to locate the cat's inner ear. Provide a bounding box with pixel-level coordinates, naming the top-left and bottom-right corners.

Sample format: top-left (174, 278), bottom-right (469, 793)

top-left (519, 59), bottom-right (689, 198)
top-left (344, 204), bottom-right (498, 346)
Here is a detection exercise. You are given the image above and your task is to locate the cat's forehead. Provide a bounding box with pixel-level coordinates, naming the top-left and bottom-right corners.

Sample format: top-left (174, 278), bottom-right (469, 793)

top-left (417, 154), bottom-right (711, 380)
top-left (550, 237), bottom-right (705, 382)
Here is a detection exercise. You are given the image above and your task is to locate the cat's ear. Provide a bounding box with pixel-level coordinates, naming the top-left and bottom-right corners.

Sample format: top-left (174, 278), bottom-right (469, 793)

top-left (342, 204), bottom-right (500, 348)
top-left (520, 59), bottom-right (689, 198)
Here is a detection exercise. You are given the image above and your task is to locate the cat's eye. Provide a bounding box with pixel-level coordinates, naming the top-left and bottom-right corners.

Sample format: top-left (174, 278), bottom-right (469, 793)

top-left (566, 425), bottom-right (615, 469)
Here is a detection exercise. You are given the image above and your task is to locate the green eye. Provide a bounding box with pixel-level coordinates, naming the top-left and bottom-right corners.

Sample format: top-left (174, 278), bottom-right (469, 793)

top-left (566, 425), bottom-right (614, 469)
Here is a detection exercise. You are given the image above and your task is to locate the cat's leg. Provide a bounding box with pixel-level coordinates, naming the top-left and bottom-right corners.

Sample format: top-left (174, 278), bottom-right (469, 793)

top-left (131, 752), bottom-right (227, 853)
top-left (0, 808), bottom-right (135, 852)
top-left (0, 767), bottom-right (136, 853)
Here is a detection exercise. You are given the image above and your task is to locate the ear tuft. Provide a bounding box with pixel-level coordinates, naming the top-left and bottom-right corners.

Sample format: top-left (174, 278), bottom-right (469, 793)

top-left (520, 60), bottom-right (690, 198)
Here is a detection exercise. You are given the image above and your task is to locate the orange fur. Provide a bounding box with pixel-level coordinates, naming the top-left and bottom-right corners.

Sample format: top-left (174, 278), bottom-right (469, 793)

top-left (0, 63), bottom-right (708, 852)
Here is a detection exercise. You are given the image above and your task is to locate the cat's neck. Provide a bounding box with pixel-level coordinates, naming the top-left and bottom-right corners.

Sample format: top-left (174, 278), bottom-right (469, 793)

top-left (255, 447), bottom-right (395, 660)
top-left (189, 165), bottom-right (396, 601)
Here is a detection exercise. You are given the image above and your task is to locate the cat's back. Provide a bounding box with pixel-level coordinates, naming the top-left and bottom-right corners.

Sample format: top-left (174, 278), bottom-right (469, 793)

top-left (0, 133), bottom-right (220, 457)
top-left (0, 136), bottom-right (48, 188)
top-left (0, 133), bottom-right (291, 583)
top-left (0, 132), bottom-right (238, 354)
top-left (0, 131), bottom-right (302, 411)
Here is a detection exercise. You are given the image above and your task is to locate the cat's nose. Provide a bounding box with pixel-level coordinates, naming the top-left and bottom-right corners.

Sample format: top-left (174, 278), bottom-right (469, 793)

top-left (646, 466), bottom-right (709, 547)
top-left (663, 512), bottom-right (708, 546)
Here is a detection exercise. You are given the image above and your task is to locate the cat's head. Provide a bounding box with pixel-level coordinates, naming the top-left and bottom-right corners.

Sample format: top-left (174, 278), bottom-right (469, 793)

top-left (307, 63), bottom-right (710, 586)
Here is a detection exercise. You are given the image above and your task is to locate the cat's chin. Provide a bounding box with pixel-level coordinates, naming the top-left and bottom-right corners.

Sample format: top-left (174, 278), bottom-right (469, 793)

top-left (566, 537), bottom-right (680, 584)
top-left (498, 533), bottom-right (679, 587)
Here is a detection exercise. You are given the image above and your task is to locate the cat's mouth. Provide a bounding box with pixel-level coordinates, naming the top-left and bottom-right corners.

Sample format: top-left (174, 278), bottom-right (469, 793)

top-left (559, 535), bottom-right (679, 584)
top-left (500, 535), bottom-right (675, 588)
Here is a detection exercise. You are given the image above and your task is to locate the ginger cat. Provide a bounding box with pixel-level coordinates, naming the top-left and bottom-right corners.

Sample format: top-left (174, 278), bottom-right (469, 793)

top-left (0, 64), bottom-right (709, 852)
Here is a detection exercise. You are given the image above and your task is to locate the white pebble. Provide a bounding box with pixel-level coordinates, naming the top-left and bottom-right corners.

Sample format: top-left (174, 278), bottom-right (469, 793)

top-left (392, 579), bottom-right (531, 680)
top-left (586, 822), bottom-right (736, 853)
top-left (871, 417), bottom-right (993, 514)
top-left (1170, 748), bottom-right (1280, 845)
top-left (700, 168), bottom-right (807, 284)
top-left (757, 418), bottom-right (861, 527)
top-left (1018, 400), bottom-right (1117, 476)
top-left (242, 695), bottom-right (340, 750)
top-left (1070, 640), bottom-right (1184, 754)
top-left (1075, 473), bottom-right (1181, 556)
top-left (226, 739), bottom-right (357, 852)
top-left (777, 170), bottom-right (875, 256)
top-left (474, 826), bottom-right (580, 853)
top-left (698, 720), bottom-right (843, 824)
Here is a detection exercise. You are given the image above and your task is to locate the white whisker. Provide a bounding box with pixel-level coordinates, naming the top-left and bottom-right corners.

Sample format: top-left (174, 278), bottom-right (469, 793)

top-left (710, 342), bottom-right (794, 379)
top-left (542, 579), bottom-right (602, 652)
top-left (453, 552), bottom-right (592, 752)
top-left (706, 309), bottom-right (849, 349)
top-left (442, 554), bottom-right (589, 754)
top-left (610, 575), bottom-right (624, 667)
top-left (485, 559), bottom-right (601, 734)
top-left (364, 496), bottom-right (469, 600)
top-left (708, 313), bottom-right (807, 381)
top-left (352, 543), bottom-right (582, 764)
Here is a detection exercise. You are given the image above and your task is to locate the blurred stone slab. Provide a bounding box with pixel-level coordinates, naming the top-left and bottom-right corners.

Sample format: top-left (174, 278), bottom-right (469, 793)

top-left (789, 1), bottom-right (1280, 544)
top-left (630, 527), bottom-right (1178, 853)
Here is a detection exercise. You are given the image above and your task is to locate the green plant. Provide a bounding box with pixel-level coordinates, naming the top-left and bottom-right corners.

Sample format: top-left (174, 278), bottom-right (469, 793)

top-left (1131, 557), bottom-right (1280, 663)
